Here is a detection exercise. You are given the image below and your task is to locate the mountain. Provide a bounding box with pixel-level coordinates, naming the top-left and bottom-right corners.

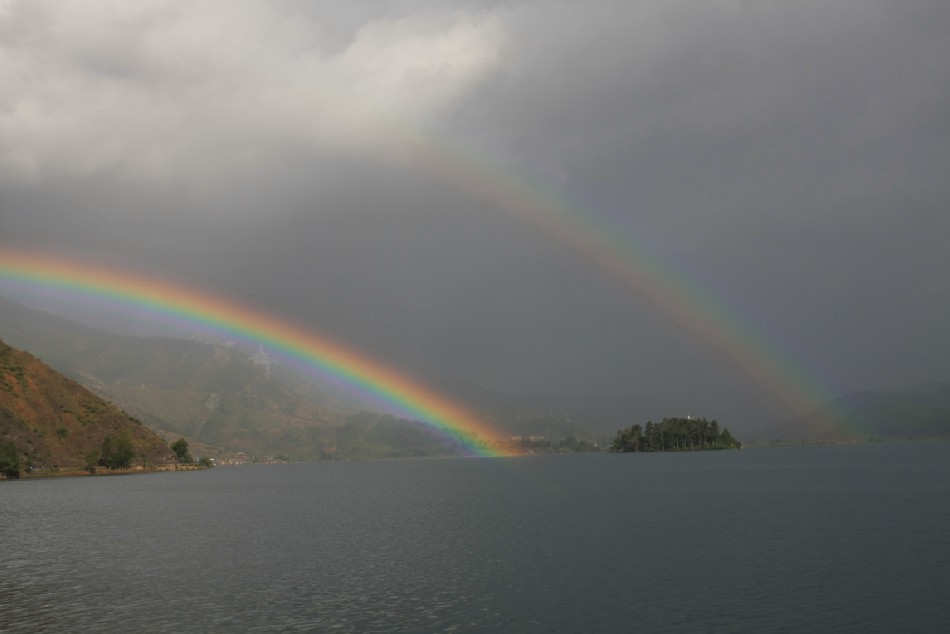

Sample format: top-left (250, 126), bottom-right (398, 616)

top-left (0, 297), bottom-right (378, 455)
top-left (1, 298), bottom-right (617, 438)
top-left (433, 375), bottom-right (661, 439)
top-left (0, 295), bottom-right (117, 370)
top-left (754, 384), bottom-right (950, 444)
top-left (0, 297), bottom-right (516, 459)
top-left (0, 339), bottom-right (173, 474)
top-left (0, 296), bottom-right (630, 457)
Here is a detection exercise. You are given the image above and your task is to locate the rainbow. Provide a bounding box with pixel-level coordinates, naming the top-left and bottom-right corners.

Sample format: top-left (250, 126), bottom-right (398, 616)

top-left (290, 71), bottom-right (838, 425)
top-left (0, 249), bottom-right (512, 457)
top-left (406, 138), bottom-right (838, 423)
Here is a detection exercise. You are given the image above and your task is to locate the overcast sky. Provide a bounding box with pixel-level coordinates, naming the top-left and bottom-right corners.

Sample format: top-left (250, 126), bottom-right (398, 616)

top-left (2, 0), bottom-right (948, 430)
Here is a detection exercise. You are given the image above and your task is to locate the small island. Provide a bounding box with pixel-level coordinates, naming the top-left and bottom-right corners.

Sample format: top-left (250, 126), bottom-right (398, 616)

top-left (610, 417), bottom-right (741, 452)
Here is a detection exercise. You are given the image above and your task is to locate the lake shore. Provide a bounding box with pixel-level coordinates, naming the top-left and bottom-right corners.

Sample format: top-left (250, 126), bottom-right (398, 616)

top-left (9, 463), bottom-right (208, 479)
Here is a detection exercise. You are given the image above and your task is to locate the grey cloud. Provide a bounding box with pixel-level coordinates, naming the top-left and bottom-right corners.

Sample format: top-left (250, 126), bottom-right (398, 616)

top-left (0, 0), bottom-right (509, 188)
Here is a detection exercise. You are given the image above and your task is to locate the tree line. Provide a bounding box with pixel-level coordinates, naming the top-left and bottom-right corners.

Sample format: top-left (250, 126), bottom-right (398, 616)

top-left (610, 417), bottom-right (741, 453)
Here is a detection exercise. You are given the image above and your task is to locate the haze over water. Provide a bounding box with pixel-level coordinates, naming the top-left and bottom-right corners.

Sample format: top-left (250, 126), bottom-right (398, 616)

top-left (2, 443), bottom-right (948, 632)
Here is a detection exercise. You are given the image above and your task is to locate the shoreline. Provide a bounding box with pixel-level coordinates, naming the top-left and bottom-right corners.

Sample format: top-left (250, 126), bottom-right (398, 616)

top-left (8, 464), bottom-right (209, 480)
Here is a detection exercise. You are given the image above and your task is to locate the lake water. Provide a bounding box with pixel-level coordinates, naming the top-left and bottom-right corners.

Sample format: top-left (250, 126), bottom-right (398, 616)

top-left (2, 443), bottom-right (949, 632)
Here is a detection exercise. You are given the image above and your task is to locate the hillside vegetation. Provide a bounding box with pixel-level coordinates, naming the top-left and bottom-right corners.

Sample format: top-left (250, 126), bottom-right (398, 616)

top-left (0, 339), bottom-right (174, 475)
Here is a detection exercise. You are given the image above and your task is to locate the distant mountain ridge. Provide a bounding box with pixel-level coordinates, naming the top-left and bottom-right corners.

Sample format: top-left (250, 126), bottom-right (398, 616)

top-left (755, 383), bottom-right (950, 443)
top-left (432, 375), bottom-right (663, 439)
top-left (6, 296), bottom-right (948, 452)
top-left (0, 296), bottom-right (366, 453)
top-left (0, 297), bottom-right (536, 458)
top-left (0, 296), bottom-right (636, 451)
top-left (0, 338), bottom-right (173, 471)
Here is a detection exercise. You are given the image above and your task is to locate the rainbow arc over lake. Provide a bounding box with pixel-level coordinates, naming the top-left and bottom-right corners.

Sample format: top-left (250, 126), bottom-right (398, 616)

top-left (0, 249), bottom-right (510, 457)
top-left (310, 95), bottom-right (836, 421)
top-left (403, 138), bottom-right (839, 423)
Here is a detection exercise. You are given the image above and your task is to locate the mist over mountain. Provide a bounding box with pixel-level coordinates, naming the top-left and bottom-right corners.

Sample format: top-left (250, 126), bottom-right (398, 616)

top-left (753, 384), bottom-right (950, 444)
top-left (433, 375), bottom-right (666, 438)
top-left (0, 296), bottom-right (611, 456)
top-left (6, 294), bottom-right (948, 455)
top-left (0, 297), bottom-right (367, 452)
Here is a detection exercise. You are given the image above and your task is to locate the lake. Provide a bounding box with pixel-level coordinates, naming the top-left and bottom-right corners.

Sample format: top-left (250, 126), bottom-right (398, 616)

top-left (2, 442), bottom-right (949, 632)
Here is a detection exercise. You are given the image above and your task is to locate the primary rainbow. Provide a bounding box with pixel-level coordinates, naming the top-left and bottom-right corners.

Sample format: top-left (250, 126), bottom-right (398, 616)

top-left (0, 249), bottom-right (511, 457)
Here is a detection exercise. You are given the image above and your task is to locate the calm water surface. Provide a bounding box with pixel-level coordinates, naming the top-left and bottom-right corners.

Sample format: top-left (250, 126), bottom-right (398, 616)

top-left (2, 442), bottom-right (949, 632)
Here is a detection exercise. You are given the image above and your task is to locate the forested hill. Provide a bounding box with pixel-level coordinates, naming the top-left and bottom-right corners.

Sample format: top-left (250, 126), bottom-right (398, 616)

top-left (0, 339), bottom-right (173, 475)
top-left (610, 417), bottom-right (741, 452)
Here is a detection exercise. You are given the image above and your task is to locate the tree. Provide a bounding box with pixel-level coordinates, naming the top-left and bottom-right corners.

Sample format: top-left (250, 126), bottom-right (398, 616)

top-left (0, 439), bottom-right (20, 479)
top-left (629, 424), bottom-right (642, 452)
top-left (645, 420), bottom-right (657, 451)
top-left (610, 424), bottom-right (645, 453)
top-left (100, 433), bottom-right (135, 469)
top-left (84, 450), bottom-right (99, 473)
top-left (171, 438), bottom-right (193, 463)
top-left (720, 427), bottom-right (741, 449)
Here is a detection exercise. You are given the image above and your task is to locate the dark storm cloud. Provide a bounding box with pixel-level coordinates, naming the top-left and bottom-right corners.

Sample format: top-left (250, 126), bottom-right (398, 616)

top-left (2, 1), bottom-right (948, 430)
top-left (446, 0), bottom-right (950, 392)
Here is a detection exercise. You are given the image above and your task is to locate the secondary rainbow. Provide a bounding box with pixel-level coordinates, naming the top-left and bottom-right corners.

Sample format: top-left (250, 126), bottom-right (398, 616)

top-left (308, 93), bottom-right (837, 420)
top-left (408, 137), bottom-right (839, 422)
top-left (0, 249), bottom-right (511, 457)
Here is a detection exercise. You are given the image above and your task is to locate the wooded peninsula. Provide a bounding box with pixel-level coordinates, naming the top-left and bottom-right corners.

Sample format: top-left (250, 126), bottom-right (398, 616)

top-left (610, 417), bottom-right (741, 452)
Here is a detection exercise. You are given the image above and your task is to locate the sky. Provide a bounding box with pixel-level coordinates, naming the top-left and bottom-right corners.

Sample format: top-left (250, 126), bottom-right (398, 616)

top-left (1, 0), bottom-right (949, 432)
